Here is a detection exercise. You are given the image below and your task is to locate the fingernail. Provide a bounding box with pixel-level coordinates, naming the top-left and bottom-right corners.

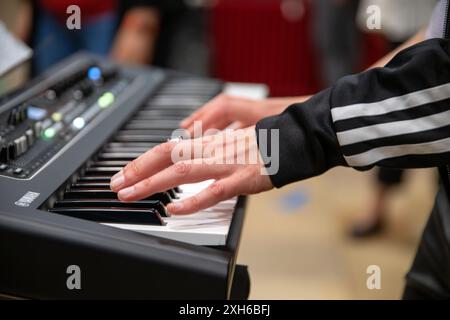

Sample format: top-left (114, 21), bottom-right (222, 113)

top-left (118, 186), bottom-right (135, 199)
top-left (110, 171), bottom-right (124, 190)
top-left (168, 202), bottom-right (183, 213)
top-left (180, 119), bottom-right (189, 128)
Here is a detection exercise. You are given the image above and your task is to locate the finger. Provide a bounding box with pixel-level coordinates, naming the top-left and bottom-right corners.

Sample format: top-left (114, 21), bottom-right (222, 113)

top-left (110, 140), bottom-right (177, 192)
top-left (180, 94), bottom-right (224, 129)
top-left (185, 109), bottom-right (228, 136)
top-left (187, 97), bottom-right (260, 134)
top-left (117, 160), bottom-right (231, 202)
top-left (183, 95), bottom-right (228, 134)
top-left (191, 109), bottom-right (231, 134)
top-left (225, 121), bottom-right (245, 130)
top-left (111, 135), bottom-right (215, 192)
top-left (167, 174), bottom-right (244, 215)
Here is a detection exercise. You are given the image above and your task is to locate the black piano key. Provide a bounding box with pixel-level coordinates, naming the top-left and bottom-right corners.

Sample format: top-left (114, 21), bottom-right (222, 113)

top-left (145, 104), bottom-right (203, 108)
top-left (141, 102), bottom-right (198, 113)
top-left (114, 135), bottom-right (168, 143)
top-left (149, 98), bottom-right (202, 106)
top-left (71, 182), bottom-right (114, 188)
top-left (49, 207), bottom-right (165, 225)
top-left (107, 142), bottom-right (158, 148)
top-left (84, 167), bottom-right (122, 175)
top-left (117, 129), bottom-right (174, 136)
top-left (137, 109), bottom-right (192, 117)
top-left (155, 87), bottom-right (218, 93)
top-left (64, 189), bottom-right (120, 199)
top-left (54, 199), bottom-right (169, 217)
top-left (159, 81), bottom-right (217, 86)
top-left (77, 176), bottom-right (112, 182)
top-left (71, 182), bottom-right (154, 189)
top-left (162, 81), bottom-right (220, 87)
top-left (136, 109), bottom-right (177, 115)
top-left (134, 116), bottom-right (185, 121)
top-left (98, 153), bottom-right (142, 160)
top-left (133, 115), bottom-right (187, 121)
top-left (90, 161), bottom-right (129, 167)
top-left (123, 124), bottom-right (174, 130)
top-left (167, 188), bottom-right (178, 199)
top-left (63, 189), bottom-right (172, 204)
top-left (152, 92), bottom-right (215, 98)
top-left (71, 182), bottom-right (177, 201)
top-left (148, 192), bottom-right (174, 205)
top-left (102, 147), bottom-right (148, 153)
top-left (159, 93), bottom-right (214, 99)
top-left (124, 121), bottom-right (180, 130)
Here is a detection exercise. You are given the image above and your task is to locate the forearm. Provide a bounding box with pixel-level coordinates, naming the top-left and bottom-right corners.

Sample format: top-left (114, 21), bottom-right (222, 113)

top-left (263, 28), bottom-right (426, 115)
top-left (14, 0), bottom-right (33, 42)
top-left (257, 38), bottom-right (450, 187)
top-left (367, 28), bottom-right (426, 69)
top-left (265, 96), bottom-right (312, 114)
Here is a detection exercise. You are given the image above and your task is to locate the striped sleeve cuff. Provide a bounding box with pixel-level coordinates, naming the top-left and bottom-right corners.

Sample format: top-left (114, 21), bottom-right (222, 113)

top-left (330, 38), bottom-right (450, 170)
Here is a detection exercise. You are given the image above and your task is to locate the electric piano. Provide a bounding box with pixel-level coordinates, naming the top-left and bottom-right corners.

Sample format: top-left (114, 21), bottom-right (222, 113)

top-left (0, 52), bottom-right (255, 299)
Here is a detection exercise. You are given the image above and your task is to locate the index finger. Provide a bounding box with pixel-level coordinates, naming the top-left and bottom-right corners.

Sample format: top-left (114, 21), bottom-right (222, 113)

top-left (110, 136), bottom-right (209, 192)
top-left (180, 94), bottom-right (226, 132)
top-left (110, 140), bottom-right (177, 192)
top-left (117, 160), bottom-right (231, 202)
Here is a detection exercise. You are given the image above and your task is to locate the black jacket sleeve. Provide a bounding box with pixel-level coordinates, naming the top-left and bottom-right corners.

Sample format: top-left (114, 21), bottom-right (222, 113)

top-left (256, 88), bottom-right (345, 187)
top-left (257, 38), bottom-right (450, 188)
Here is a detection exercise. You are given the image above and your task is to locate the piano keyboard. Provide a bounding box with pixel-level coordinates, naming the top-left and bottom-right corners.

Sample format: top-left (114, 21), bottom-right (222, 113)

top-left (44, 76), bottom-right (237, 245)
top-left (0, 53), bottom-right (255, 299)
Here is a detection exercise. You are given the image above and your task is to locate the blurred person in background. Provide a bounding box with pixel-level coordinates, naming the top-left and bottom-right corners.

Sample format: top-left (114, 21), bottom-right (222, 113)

top-left (181, 1), bottom-right (436, 143)
top-left (15, 0), bottom-right (159, 74)
top-left (151, 0), bottom-right (211, 76)
top-left (311, 0), bottom-right (361, 87)
top-left (14, 0), bottom-right (210, 76)
top-left (311, 0), bottom-right (437, 237)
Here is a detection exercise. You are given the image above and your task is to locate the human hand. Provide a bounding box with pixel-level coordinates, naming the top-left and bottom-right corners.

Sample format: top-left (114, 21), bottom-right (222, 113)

top-left (180, 94), bottom-right (311, 136)
top-left (110, 7), bottom-right (159, 65)
top-left (180, 94), bottom-right (272, 135)
top-left (110, 126), bottom-right (274, 215)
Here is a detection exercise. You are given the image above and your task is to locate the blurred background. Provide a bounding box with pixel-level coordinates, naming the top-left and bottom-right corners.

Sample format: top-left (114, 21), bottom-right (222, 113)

top-left (0, 0), bottom-right (439, 299)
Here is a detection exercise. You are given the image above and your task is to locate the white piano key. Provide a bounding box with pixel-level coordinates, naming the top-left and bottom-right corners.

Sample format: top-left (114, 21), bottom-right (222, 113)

top-left (104, 180), bottom-right (237, 245)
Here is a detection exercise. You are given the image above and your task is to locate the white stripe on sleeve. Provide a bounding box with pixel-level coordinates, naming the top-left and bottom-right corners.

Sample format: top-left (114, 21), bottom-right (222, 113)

top-left (336, 109), bottom-right (450, 145)
top-left (331, 83), bottom-right (450, 121)
top-left (344, 136), bottom-right (450, 167)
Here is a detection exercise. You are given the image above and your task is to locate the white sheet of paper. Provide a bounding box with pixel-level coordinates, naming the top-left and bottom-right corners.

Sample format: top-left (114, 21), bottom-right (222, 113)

top-left (0, 22), bottom-right (33, 76)
top-left (223, 82), bottom-right (269, 100)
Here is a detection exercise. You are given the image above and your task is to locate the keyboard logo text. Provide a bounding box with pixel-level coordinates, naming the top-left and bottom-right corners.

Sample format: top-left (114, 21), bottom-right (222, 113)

top-left (14, 191), bottom-right (40, 207)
